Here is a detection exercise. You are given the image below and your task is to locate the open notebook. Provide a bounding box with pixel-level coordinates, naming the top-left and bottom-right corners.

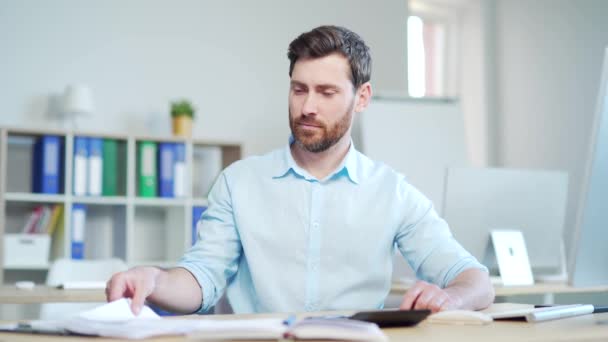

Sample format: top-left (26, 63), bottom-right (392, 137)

top-left (1, 299), bottom-right (387, 341)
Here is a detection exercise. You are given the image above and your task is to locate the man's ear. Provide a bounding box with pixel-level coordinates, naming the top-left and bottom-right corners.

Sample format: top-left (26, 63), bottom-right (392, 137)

top-left (354, 82), bottom-right (372, 113)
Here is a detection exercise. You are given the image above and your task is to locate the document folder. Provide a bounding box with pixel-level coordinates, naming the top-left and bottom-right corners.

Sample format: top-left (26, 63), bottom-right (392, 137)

top-left (157, 142), bottom-right (175, 198)
top-left (71, 204), bottom-right (87, 259)
top-left (73, 137), bottom-right (88, 196)
top-left (87, 138), bottom-right (103, 196)
top-left (137, 141), bottom-right (157, 197)
top-left (32, 135), bottom-right (62, 194)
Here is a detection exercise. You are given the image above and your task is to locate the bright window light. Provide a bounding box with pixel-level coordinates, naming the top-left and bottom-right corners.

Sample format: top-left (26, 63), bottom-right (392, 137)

top-left (408, 15), bottom-right (426, 98)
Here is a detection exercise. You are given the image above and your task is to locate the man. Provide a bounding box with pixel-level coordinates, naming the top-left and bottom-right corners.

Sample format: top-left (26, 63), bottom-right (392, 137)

top-left (107, 25), bottom-right (494, 315)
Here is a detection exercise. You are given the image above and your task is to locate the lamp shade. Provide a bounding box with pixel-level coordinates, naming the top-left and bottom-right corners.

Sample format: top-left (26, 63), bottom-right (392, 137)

top-left (63, 84), bottom-right (94, 115)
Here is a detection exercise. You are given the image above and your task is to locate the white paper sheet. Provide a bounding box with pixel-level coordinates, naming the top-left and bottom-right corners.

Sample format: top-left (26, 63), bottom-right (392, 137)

top-left (23, 299), bottom-right (386, 341)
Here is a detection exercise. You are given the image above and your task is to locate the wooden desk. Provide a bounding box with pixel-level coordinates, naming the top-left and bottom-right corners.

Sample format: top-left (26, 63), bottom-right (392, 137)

top-left (3, 283), bottom-right (607, 305)
top-left (2, 283), bottom-right (606, 305)
top-left (0, 286), bottom-right (105, 304)
top-left (1, 309), bottom-right (608, 341)
top-left (384, 312), bottom-right (608, 342)
top-left (392, 282), bottom-right (608, 304)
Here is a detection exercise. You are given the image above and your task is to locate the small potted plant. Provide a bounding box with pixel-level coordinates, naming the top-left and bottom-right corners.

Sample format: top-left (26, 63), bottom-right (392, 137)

top-left (171, 99), bottom-right (195, 137)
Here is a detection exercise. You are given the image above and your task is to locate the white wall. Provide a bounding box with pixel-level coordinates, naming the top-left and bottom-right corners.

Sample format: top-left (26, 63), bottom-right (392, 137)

top-left (459, 0), bottom-right (491, 166)
top-left (0, 0), bottom-right (408, 157)
top-left (494, 0), bottom-right (608, 255)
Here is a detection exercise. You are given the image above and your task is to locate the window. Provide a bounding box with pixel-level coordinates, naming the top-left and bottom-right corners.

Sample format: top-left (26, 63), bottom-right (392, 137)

top-left (407, 0), bottom-right (458, 98)
top-left (408, 16), bottom-right (446, 98)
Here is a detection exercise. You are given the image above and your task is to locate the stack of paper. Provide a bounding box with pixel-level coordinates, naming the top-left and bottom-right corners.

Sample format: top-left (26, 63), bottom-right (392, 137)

top-left (22, 299), bottom-right (387, 341)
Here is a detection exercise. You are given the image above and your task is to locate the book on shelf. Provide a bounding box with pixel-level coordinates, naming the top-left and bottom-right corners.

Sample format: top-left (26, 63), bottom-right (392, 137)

top-left (34, 206), bottom-right (51, 234)
top-left (137, 141), bottom-right (157, 197)
top-left (157, 142), bottom-right (175, 198)
top-left (71, 204), bottom-right (87, 259)
top-left (20, 205), bottom-right (63, 235)
top-left (193, 146), bottom-right (222, 197)
top-left (21, 206), bottom-right (44, 234)
top-left (173, 143), bottom-right (186, 197)
top-left (73, 136), bottom-right (89, 196)
top-left (32, 135), bottom-right (62, 194)
top-left (87, 137), bottom-right (104, 196)
top-left (192, 206), bottom-right (207, 245)
top-left (102, 139), bottom-right (118, 196)
top-left (46, 205), bottom-right (64, 236)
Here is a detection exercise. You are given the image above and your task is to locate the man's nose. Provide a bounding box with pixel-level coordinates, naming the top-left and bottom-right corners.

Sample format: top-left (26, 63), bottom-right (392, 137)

top-left (302, 94), bottom-right (318, 115)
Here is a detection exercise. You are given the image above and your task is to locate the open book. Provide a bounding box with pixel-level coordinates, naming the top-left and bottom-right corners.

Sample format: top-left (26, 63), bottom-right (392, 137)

top-left (7, 299), bottom-right (387, 341)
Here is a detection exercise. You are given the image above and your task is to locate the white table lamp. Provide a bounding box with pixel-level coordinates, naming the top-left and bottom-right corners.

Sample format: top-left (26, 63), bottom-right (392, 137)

top-left (62, 84), bottom-right (94, 129)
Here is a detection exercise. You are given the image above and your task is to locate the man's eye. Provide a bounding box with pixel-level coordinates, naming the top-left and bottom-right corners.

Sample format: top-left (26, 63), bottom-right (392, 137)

top-left (293, 88), bottom-right (305, 94)
top-left (323, 91), bottom-right (336, 96)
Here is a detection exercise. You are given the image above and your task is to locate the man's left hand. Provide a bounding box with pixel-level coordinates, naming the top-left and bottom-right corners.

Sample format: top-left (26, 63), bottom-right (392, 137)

top-left (399, 280), bottom-right (461, 313)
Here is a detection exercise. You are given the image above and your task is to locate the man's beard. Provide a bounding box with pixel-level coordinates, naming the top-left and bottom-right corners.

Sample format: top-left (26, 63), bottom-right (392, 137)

top-left (289, 101), bottom-right (354, 153)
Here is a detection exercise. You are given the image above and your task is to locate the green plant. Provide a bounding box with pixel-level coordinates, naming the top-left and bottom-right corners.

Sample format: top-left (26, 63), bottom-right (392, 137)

top-left (170, 100), bottom-right (195, 118)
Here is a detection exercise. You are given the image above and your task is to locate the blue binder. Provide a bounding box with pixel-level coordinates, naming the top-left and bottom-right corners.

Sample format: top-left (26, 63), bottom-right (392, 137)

top-left (73, 137), bottom-right (89, 196)
top-left (192, 206), bottom-right (207, 245)
top-left (87, 138), bottom-right (104, 196)
top-left (157, 142), bottom-right (175, 198)
top-left (32, 135), bottom-right (62, 194)
top-left (173, 143), bottom-right (186, 197)
top-left (71, 204), bottom-right (87, 259)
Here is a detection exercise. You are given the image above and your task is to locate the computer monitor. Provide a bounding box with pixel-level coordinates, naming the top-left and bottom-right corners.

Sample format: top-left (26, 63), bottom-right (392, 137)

top-left (569, 48), bottom-right (608, 287)
top-left (443, 167), bottom-right (569, 276)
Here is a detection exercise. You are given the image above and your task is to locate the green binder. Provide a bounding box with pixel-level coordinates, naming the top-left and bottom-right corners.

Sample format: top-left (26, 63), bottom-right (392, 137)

top-left (137, 141), bottom-right (157, 197)
top-left (102, 139), bottom-right (118, 196)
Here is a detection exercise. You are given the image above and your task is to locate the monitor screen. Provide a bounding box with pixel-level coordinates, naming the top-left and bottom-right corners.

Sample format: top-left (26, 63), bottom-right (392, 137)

top-left (569, 47), bottom-right (608, 287)
top-left (443, 167), bottom-right (569, 276)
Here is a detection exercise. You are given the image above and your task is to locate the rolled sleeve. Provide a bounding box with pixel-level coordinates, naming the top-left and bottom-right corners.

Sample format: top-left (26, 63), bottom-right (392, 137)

top-left (177, 171), bottom-right (242, 313)
top-left (395, 179), bottom-right (487, 288)
top-left (176, 262), bottom-right (220, 313)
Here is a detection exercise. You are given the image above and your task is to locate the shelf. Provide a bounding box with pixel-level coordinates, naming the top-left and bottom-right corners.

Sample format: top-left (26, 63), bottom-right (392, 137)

top-left (192, 198), bottom-right (209, 206)
top-left (0, 126), bottom-right (242, 284)
top-left (133, 198), bottom-right (187, 207)
top-left (4, 263), bottom-right (50, 270)
top-left (4, 192), bottom-right (65, 203)
top-left (127, 260), bottom-right (178, 268)
top-left (72, 196), bottom-right (128, 205)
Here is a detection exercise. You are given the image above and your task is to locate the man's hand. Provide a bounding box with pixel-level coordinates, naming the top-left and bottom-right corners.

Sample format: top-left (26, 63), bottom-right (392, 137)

top-left (400, 269), bottom-right (495, 313)
top-left (106, 266), bottom-right (162, 315)
top-left (399, 280), bottom-right (461, 313)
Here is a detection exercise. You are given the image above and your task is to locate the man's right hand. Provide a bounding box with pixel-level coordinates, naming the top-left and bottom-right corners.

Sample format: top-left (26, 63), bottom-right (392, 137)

top-left (105, 266), bottom-right (162, 315)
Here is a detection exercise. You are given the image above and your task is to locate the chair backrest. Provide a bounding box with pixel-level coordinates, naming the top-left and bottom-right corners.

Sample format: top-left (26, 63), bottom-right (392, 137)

top-left (40, 258), bottom-right (128, 319)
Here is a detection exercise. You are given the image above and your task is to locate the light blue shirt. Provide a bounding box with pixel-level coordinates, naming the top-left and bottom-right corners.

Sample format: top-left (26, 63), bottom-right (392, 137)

top-left (178, 140), bottom-right (485, 314)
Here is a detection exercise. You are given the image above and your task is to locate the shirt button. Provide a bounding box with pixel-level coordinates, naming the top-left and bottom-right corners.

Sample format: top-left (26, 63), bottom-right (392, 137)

top-left (312, 221), bottom-right (319, 229)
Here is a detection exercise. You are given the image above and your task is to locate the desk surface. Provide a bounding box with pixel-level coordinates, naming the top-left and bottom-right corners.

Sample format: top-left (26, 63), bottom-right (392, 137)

top-left (2, 282), bottom-right (608, 304)
top-left (1, 309), bottom-right (608, 341)
top-left (391, 282), bottom-right (608, 297)
top-left (0, 286), bottom-right (105, 304)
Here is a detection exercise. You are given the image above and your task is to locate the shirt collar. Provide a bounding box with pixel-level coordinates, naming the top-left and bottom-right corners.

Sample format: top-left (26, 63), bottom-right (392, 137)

top-left (273, 136), bottom-right (360, 184)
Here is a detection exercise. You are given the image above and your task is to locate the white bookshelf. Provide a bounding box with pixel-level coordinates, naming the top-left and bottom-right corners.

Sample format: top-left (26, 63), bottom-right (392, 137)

top-left (4, 193), bottom-right (66, 203)
top-left (0, 126), bottom-right (241, 284)
top-left (132, 198), bottom-right (188, 207)
top-left (4, 263), bottom-right (50, 271)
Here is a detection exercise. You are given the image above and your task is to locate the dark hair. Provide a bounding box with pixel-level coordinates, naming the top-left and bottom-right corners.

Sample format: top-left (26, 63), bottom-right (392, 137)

top-left (287, 25), bottom-right (372, 89)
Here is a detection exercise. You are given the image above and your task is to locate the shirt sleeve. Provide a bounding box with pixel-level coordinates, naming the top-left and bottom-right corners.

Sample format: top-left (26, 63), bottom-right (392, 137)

top-left (394, 177), bottom-right (488, 288)
top-left (176, 171), bottom-right (242, 313)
